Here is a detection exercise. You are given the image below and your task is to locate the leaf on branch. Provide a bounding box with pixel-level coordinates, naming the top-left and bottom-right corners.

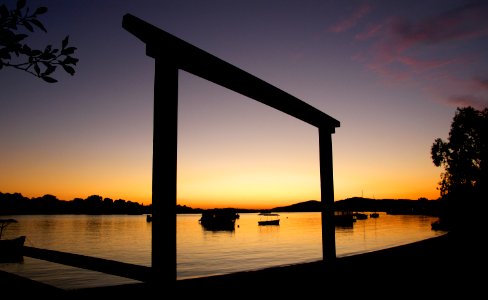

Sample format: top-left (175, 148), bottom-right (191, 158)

top-left (0, 5), bottom-right (8, 19)
top-left (34, 6), bottom-right (48, 15)
top-left (61, 47), bottom-right (76, 55)
top-left (34, 63), bottom-right (40, 75)
top-left (22, 44), bottom-right (31, 54)
top-left (0, 50), bottom-right (11, 59)
top-left (42, 75), bottom-right (57, 83)
top-left (22, 20), bottom-right (34, 32)
top-left (17, 0), bottom-right (26, 10)
top-left (30, 19), bottom-right (47, 32)
top-left (19, 45), bottom-right (30, 55)
top-left (62, 65), bottom-right (75, 75)
top-left (1, 30), bottom-right (15, 46)
top-left (43, 64), bottom-right (56, 75)
top-left (14, 33), bottom-right (28, 42)
top-left (40, 52), bottom-right (55, 60)
top-left (62, 36), bottom-right (69, 49)
top-left (31, 49), bottom-right (42, 56)
top-left (64, 56), bottom-right (79, 65)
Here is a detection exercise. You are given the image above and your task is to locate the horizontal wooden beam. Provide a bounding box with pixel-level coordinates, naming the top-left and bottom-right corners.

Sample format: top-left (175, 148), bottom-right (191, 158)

top-left (122, 13), bottom-right (340, 131)
top-left (23, 246), bottom-right (151, 283)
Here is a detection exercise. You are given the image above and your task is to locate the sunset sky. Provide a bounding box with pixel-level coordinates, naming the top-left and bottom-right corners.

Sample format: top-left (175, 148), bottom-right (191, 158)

top-left (1, 0), bottom-right (487, 209)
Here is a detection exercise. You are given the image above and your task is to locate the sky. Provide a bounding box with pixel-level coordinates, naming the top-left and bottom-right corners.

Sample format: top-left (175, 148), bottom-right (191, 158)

top-left (1, 0), bottom-right (487, 209)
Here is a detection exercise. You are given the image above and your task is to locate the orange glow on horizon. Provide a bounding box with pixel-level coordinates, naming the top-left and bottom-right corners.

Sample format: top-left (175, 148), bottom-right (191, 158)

top-left (2, 159), bottom-right (441, 209)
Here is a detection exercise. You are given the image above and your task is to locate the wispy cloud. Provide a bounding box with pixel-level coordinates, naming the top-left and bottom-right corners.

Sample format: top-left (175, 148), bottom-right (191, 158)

top-left (355, 22), bottom-right (384, 40)
top-left (446, 95), bottom-right (488, 109)
top-left (429, 75), bottom-right (488, 109)
top-left (369, 2), bottom-right (488, 66)
top-left (352, 1), bottom-right (488, 103)
top-left (396, 56), bottom-right (458, 73)
top-left (328, 3), bottom-right (372, 33)
top-left (391, 2), bottom-right (488, 45)
top-left (473, 77), bottom-right (488, 90)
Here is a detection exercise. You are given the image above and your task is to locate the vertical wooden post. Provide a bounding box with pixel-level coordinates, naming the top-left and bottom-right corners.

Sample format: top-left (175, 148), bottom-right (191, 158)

top-left (319, 127), bottom-right (336, 261)
top-left (152, 58), bottom-right (178, 283)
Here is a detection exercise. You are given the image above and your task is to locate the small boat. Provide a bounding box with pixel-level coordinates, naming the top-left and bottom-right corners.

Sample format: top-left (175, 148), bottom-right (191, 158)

top-left (199, 208), bottom-right (239, 231)
top-left (0, 219), bottom-right (26, 262)
top-left (370, 212), bottom-right (379, 218)
top-left (354, 212), bottom-right (368, 220)
top-left (146, 214), bottom-right (152, 222)
top-left (334, 210), bottom-right (356, 227)
top-left (258, 213), bottom-right (280, 226)
top-left (0, 236), bottom-right (26, 262)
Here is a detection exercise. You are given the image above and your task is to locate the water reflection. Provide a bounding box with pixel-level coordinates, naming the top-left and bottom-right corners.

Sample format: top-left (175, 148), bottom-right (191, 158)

top-left (0, 212), bottom-right (444, 286)
top-left (178, 212), bottom-right (443, 279)
top-left (258, 224), bottom-right (280, 234)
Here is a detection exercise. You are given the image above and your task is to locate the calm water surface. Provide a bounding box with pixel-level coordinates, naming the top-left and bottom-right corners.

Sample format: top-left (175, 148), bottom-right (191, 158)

top-left (0, 213), bottom-right (445, 289)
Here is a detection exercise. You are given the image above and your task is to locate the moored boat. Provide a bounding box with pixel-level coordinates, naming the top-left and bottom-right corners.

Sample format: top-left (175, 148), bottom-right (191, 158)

top-left (334, 210), bottom-right (356, 227)
top-left (0, 235), bottom-right (26, 262)
top-left (0, 219), bottom-right (26, 262)
top-left (354, 212), bottom-right (368, 220)
top-left (258, 213), bottom-right (280, 226)
top-left (199, 208), bottom-right (239, 231)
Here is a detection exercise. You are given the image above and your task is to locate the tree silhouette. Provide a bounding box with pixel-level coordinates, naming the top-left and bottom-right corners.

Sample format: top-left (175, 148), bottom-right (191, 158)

top-left (431, 106), bottom-right (488, 231)
top-left (0, 0), bottom-right (78, 82)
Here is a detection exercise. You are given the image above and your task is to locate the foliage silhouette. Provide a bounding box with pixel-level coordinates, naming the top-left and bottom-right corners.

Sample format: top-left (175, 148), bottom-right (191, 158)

top-left (431, 106), bottom-right (488, 231)
top-left (0, 192), bottom-right (149, 215)
top-left (0, 0), bottom-right (78, 82)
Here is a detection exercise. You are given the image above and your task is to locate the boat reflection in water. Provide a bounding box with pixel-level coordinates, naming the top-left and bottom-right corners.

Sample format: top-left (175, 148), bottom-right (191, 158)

top-left (199, 208), bottom-right (240, 231)
top-left (258, 213), bottom-right (280, 226)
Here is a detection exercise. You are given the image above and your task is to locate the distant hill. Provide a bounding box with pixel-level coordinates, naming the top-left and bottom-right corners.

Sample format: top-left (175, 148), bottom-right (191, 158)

top-left (175, 197), bottom-right (441, 216)
top-left (271, 200), bottom-right (322, 212)
top-left (271, 197), bottom-right (440, 216)
top-left (176, 205), bottom-right (262, 214)
top-left (176, 204), bottom-right (203, 214)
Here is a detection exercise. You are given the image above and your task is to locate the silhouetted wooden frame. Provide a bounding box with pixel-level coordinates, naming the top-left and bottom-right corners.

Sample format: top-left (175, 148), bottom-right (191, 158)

top-left (122, 13), bottom-right (340, 284)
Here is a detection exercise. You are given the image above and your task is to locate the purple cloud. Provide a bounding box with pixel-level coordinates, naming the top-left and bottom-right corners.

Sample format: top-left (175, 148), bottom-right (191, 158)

top-left (328, 3), bottom-right (372, 33)
top-left (431, 75), bottom-right (488, 108)
top-left (391, 2), bottom-right (488, 45)
top-left (396, 56), bottom-right (458, 72)
top-left (446, 95), bottom-right (488, 109)
top-left (473, 77), bottom-right (488, 90)
top-left (352, 1), bottom-right (488, 101)
top-left (355, 22), bottom-right (385, 40)
top-left (373, 2), bottom-right (488, 63)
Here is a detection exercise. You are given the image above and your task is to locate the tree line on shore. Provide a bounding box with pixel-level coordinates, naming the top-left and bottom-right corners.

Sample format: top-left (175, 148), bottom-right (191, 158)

top-left (2, 192), bottom-right (439, 216)
top-left (0, 192), bottom-right (150, 215)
